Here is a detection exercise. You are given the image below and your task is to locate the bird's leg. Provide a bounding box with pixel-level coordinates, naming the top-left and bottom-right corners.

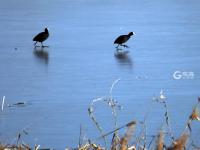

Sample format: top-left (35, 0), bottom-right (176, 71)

top-left (17, 133), bottom-right (21, 145)
top-left (124, 45), bottom-right (128, 48)
top-left (34, 42), bottom-right (40, 47)
top-left (41, 42), bottom-right (49, 47)
top-left (116, 44), bottom-right (120, 49)
top-left (115, 45), bottom-right (123, 52)
top-left (116, 46), bottom-right (123, 53)
top-left (122, 44), bottom-right (129, 48)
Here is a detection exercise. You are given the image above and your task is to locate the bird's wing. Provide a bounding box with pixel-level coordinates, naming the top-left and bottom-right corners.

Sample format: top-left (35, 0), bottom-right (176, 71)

top-left (114, 35), bottom-right (124, 44)
top-left (33, 32), bottom-right (44, 41)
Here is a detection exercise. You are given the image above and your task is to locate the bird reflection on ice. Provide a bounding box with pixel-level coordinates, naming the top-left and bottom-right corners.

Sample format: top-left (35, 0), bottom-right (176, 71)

top-left (114, 49), bottom-right (133, 69)
top-left (33, 47), bottom-right (49, 65)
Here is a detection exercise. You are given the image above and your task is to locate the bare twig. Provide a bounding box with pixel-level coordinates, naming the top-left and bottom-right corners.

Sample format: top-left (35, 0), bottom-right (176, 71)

top-left (79, 124), bottom-right (83, 148)
top-left (111, 132), bottom-right (120, 150)
top-left (1, 96), bottom-right (5, 111)
top-left (88, 79), bottom-right (123, 149)
top-left (135, 98), bottom-right (154, 149)
top-left (185, 97), bottom-right (200, 133)
top-left (109, 78), bottom-right (121, 98)
top-left (98, 121), bottom-right (136, 139)
top-left (88, 101), bottom-right (107, 148)
top-left (155, 90), bottom-right (174, 141)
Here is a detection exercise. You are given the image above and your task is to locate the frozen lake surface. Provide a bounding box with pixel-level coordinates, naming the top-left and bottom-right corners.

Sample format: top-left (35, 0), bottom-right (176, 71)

top-left (0, 0), bottom-right (200, 149)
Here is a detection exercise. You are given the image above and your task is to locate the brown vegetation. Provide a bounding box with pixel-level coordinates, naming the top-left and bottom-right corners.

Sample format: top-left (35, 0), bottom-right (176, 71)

top-left (1, 81), bottom-right (200, 150)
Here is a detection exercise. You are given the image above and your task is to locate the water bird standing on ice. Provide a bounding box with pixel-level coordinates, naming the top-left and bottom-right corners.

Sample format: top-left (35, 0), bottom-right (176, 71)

top-left (33, 28), bottom-right (49, 47)
top-left (114, 32), bottom-right (135, 48)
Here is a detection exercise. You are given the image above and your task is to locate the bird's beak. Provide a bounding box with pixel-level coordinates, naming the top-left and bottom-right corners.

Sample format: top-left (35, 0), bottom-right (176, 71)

top-left (133, 32), bottom-right (136, 35)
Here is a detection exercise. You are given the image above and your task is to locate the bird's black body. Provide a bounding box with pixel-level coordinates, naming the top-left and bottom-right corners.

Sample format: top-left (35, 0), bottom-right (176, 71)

top-left (33, 28), bottom-right (49, 47)
top-left (114, 32), bottom-right (134, 48)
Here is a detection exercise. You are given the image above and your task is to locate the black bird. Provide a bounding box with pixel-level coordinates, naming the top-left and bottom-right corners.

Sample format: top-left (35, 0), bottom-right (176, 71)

top-left (114, 32), bottom-right (135, 48)
top-left (33, 28), bottom-right (49, 47)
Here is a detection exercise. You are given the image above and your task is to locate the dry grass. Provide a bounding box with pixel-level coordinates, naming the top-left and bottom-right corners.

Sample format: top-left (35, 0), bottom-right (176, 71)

top-left (1, 82), bottom-right (200, 150)
top-left (189, 107), bottom-right (200, 121)
top-left (167, 133), bottom-right (189, 150)
top-left (0, 144), bottom-right (31, 150)
top-left (155, 131), bottom-right (164, 150)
